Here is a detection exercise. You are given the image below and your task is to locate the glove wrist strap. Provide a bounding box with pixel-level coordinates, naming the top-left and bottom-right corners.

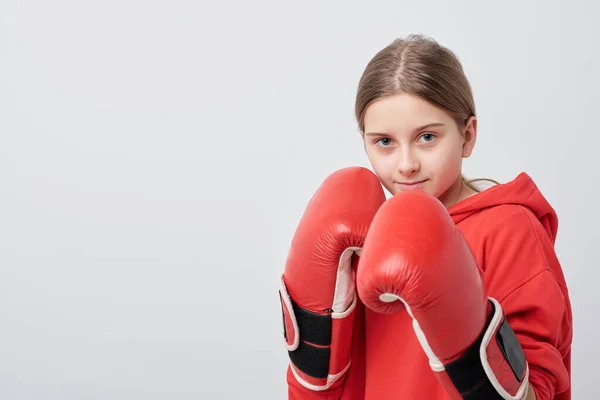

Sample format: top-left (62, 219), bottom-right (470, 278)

top-left (279, 277), bottom-right (356, 391)
top-left (442, 298), bottom-right (530, 400)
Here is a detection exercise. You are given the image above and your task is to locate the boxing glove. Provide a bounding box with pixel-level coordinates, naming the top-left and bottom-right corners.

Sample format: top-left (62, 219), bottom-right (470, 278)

top-left (279, 167), bottom-right (385, 394)
top-left (356, 190), bottom-right (530, 400)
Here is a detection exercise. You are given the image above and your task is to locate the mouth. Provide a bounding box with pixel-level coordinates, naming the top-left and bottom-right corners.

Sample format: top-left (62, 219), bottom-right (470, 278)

top-left (395, 179), bottom-right (428, 190)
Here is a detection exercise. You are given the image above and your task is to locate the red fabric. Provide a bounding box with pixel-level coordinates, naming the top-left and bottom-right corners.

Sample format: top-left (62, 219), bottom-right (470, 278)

top-left (359, 173), bottom-right (572, 399)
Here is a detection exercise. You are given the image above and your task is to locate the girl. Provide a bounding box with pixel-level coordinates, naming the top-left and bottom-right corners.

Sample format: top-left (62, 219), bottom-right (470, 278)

top-left (279, 34), bottom-right (572, 399)
top-left (355, 34), bottom-right (572, 399)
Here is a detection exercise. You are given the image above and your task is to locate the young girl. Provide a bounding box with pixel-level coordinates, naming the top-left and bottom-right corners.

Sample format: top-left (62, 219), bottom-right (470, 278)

top-left (279, 34), bottom-right (572, 399)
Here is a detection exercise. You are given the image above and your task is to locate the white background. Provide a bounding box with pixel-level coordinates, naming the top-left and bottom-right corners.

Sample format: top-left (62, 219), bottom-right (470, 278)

top-left (1, 0), bottom-right (598, 398)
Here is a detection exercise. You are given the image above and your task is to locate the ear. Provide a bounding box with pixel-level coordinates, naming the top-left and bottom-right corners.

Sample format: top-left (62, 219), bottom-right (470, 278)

top-left (462, 116), bottom-right (477, 158)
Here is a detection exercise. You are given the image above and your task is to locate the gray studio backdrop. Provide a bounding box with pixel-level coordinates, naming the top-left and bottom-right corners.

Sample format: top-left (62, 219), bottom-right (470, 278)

top-left (1, 0), bottom-right (598, 399)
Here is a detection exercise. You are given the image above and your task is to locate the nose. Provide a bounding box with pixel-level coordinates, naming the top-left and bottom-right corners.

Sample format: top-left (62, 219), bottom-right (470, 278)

top-left (396, 147), bottom-right (420, 176)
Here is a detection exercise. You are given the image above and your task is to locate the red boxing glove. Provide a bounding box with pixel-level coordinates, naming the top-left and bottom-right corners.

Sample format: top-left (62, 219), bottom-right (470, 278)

top-left (356, 191), bottom-right (530, 399)
top-left (280, 167), bottom-right (385, 393)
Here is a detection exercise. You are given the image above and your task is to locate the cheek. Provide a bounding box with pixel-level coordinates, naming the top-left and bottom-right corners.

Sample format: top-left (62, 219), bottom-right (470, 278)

top-left (430, 145), bottom-right (463, 181)
top-left (365, 149), bottom-right (395, 188)
top-left (366, 149), bottom-right (392, 176)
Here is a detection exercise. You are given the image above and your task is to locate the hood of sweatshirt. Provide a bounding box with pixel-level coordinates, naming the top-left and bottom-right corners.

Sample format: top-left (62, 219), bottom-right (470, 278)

top-left (448, 173), bottom-right (558, 243)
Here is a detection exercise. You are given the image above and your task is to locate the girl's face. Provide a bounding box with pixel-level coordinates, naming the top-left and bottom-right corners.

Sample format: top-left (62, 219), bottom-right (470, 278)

top-left (363, 93), bottom-right (477, 208)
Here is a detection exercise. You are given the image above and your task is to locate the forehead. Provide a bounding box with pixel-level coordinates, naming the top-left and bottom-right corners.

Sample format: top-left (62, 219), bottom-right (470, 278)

top-left (363, 93), bottom-right (453, 132)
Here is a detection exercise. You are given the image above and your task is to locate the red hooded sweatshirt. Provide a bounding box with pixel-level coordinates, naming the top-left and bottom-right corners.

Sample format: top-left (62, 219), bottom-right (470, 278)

top-left (287, 173), bottom-right (572, 400)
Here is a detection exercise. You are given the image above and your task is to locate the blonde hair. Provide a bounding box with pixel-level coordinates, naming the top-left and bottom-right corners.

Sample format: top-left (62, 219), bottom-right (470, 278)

top-left (355, 34), bottom-right (495, 192)
top-left (464, 177), bottom-right (500, 192)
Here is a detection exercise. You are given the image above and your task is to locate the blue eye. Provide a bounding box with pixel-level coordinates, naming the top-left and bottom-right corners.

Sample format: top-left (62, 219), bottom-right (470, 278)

top-left (376, 138), bottom-right (392, 147)
top-left (419, 133), bottom-right (436, 143)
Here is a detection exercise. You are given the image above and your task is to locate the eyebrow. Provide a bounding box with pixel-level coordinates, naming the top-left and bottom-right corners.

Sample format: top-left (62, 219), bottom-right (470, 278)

top-left (365, 122), bottom-right (445, 136)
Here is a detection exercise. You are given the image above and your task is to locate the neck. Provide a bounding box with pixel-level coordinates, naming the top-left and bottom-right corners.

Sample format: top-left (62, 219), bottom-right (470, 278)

top-left (439, 178), bottom-right (476, 208)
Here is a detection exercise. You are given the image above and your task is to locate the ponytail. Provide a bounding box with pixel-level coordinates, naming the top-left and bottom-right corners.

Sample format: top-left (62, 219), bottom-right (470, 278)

top-left (462, 175), bottom-right (500, 193)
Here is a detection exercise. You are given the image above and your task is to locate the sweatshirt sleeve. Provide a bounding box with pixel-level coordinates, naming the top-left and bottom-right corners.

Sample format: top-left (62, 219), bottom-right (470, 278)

top-left (482, 206), bottom-right (573, 400)
top-left (499, 271), bottom-right (571, 399)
